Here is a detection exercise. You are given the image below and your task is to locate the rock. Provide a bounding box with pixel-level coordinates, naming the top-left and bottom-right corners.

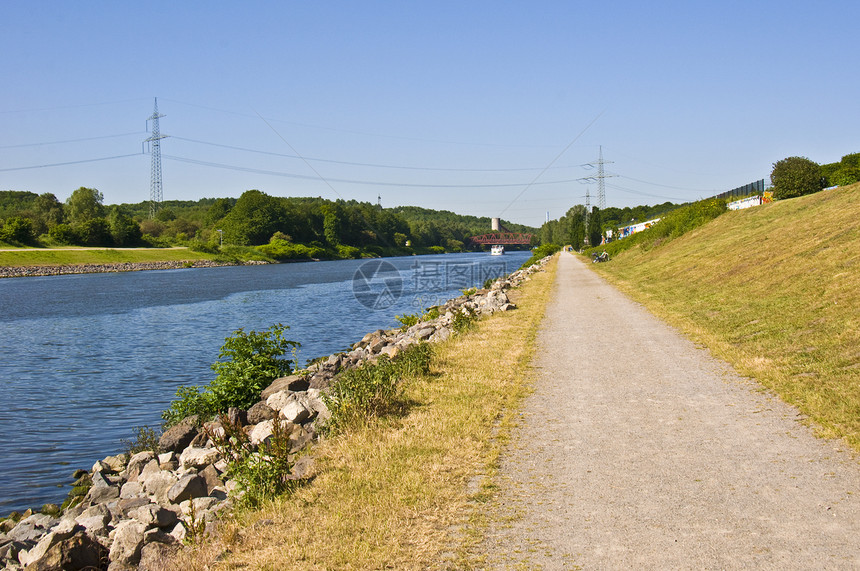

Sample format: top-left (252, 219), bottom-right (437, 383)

top-left (158, 422), bottom-right (198, 453)
top-left (368, 337), bottom-right (386, 354)
top-left (126, 451), bottom-right (157, 481)
top-left (415, 326), bottom-right (435, 340)
top-left (199, 464), bottom-right (224, 495)
top-left (266, 390), bottom-right (293, 412)
top-left (167, 474), bottom-right (207, 504)
top-left (117, 497), bottom-right (153, 518)
top-left (290, 456), bottom-right (314, 480)
top-left (246, 401), bottom-right (277, 424)
top-left (261, 374), bottom-right (304, 400)
top-left (75, 504), bottom-right (111, 536)
top-left (0, 540), bottom-right (28, 564)
top-left (25, 531), bottom-right (107, 571)
top-left (141, 470), bottom-right (178, 505)
top-left (380, 344), bottom-right (400, 359)
top-left (279, 395), bottom-right (311, 424)
top-left (249, 419), bottom-right (275, 446)
top-left (289, 425), bottom-right (314, 453)
top-left (179, 446), bottom-right (220, 470)
top-left (138, 539), bottom-right (181, 571)
top-left (18, 519), bottom-right (80, 567)
top-left (7, 522), bottom-right (42, 543)
top-left (85, 482), bottom-right (120, 505)
top-left (129, 504), bottom-right (178, 529)
top-left (109, 520), bottom-right (148, 568)
top-left (120, 480), bottom-right (144, 499)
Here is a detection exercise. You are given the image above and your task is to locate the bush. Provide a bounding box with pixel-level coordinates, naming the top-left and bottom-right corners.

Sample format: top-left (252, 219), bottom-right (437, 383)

top-left (323, 343), bottom-right (432, 434)
top-left (207, 413), bottom-right (295, 507)
top-left (121, 426), bottom-right (162, 456)
top-left (0, 216), bottom-right (36, 245)
top-left (771, 156), bottom-right (824, 199)
top-left (521, 243), bottom-right (561, 269)
top-left (48, 223), bottom-right (80, 245)
top-left (163, 324), bottom-right (300, 426)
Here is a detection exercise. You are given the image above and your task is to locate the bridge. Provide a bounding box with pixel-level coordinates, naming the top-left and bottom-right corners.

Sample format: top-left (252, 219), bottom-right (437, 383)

top-left (470, 232), bottom-right (533, 246)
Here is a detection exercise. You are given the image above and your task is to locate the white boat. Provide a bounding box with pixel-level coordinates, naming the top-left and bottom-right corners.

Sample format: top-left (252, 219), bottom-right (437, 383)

top-left (490, 244), bottom-right (505, 256)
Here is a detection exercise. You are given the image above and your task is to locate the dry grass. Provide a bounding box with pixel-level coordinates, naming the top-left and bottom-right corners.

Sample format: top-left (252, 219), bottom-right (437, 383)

top-left (167, 257), bottom-right (557, 570)
top-left (592, 183), bottom-right (860, 449)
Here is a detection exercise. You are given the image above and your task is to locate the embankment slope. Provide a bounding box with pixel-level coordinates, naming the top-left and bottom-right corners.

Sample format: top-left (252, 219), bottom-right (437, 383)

top-left (593, 183), bottom-right (860, 449)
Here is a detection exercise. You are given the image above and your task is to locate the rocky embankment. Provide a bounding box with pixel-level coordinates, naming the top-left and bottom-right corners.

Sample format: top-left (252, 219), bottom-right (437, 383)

top-left (0, 256), bottom-right (551, 571)
top-left (0, 260), bottom-right (266, 279)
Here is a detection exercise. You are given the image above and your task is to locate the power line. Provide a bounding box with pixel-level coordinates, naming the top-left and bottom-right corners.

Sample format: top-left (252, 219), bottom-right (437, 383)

top-left (0, 132), bottom-right (145, 149)
top-left (162, 154), bottom-right (584, 189)
top-left (171, 136), bottom-right (580, 173)
top-left (0, 153), bottom-right (141, 172)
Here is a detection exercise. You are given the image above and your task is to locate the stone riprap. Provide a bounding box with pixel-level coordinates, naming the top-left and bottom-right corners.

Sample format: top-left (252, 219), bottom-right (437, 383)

top-left (0, 255), bottom-right (551, 570)
top-left (0, 260), bottom-right (268, 279)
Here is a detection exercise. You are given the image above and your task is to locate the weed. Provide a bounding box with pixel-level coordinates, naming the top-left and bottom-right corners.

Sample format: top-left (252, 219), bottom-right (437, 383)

top-left (120, 425), bottom-right (162, 456)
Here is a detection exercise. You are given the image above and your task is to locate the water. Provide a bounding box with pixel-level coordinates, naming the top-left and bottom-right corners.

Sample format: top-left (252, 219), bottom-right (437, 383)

top-left (0, 251), bottom-right (530, 513)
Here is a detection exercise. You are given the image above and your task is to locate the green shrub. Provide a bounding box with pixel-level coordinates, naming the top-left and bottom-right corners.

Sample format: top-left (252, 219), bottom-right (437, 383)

top-left (520, 243), bottom-right (561, 269)
top-left (207, 413), bottom-right (295, 508)
top-left (163, 324), bottom-right (300, 426)
top-left (323, 343), bottom-right (432, 434)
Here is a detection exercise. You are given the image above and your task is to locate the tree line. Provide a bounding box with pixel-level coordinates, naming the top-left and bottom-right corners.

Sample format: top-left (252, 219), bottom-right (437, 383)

top-left (0, 188), bottom-right (535, 258)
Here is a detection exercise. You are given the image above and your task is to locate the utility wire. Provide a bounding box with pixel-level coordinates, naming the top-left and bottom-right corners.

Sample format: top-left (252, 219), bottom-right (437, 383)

top-left (171, 136), bottom-right (580, 173)
top-left (162, 154), bottom-right (583, 189)
top-left (498, 110), bottom-right (605, 217)
top-left (0, 153), bottom-right (142, 172)
top-left (0, 132), bottom-right (145, 149)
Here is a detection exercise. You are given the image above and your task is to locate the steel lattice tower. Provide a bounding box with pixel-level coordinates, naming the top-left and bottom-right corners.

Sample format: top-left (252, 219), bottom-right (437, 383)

top-left (578, 145), bottom-right (614, 212)
top-left (144, 98), bottom-right (167, 218)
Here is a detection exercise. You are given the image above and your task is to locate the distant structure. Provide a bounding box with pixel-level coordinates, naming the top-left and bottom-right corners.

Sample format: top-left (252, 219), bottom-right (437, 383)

top-left (491, 217), bottom-right (501, 231)
top-left (579, 145), bottom-right (615, 212)
top-left (144, 98), bottom-right (167, 218)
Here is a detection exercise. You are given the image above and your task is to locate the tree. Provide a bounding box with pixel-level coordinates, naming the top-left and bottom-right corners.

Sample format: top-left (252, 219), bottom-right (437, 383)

top-left (587, 207), bottom-right (603, 247)
top-left (0, 216), bottom-right (36, 244)
top-left (77, 218), bottom-right (112, 246)
top-left (770, 157), bottom-right (823, 199)
top-left (66, 187), bottom-right (105, 225)
top-left (109, 210), bottom-right (142, 246)
top-left (32, 193), bottom-right (64, 235)
top-left (221, 190), bottom-right (288, 245)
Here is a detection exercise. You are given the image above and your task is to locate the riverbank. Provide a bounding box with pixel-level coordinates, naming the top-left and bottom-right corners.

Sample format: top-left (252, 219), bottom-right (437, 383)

top-left (0, 260), bottom-right (266, 278)
top-left (0, 254), bottom-right (554, 570)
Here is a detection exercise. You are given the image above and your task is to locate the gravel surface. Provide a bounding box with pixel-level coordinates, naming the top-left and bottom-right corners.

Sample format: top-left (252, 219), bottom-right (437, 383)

top-left (482, 252), bottom-right (860, 569)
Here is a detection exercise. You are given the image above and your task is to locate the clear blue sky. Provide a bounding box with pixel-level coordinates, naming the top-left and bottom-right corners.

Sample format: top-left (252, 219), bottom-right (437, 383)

top-left (2, 1), bottom-right (857, 227)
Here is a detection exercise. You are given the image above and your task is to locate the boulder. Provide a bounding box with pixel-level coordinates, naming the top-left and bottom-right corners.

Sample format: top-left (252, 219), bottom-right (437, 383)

top-left (138, 539), bottom-right (181, 571)
top-left (261, 374), bottom-right (305, 400)
top-left (414, 326), bottom-right (435, 340)
top-left (199, 464), bottom-right (224, 495)
top-left (179, 446), bottom-right (220, 470)
top-left (266, 390), bottom-right (293, 412)
top-left (227, 406), bottom-right (247, 426)
top-left (7, 521), bottom-right (43, 544)
top-left (119, 480), bottom-right (144, 499)
top-left (24, 531), bottom-right (107, 571)
top-left (380, 345), bottom-right (400, 359)
top-left (84, 482), bottom-right (120, 505)
top-left (167, 474), bottom-right (207, 504)
top-left (246, 401), bottom-right (277, 425)
top-left (129, 504), bottom-right (178, 529)
top-left (18, 519), bottom-right (80, 567)
top-left (74, 504), bottom-right (112, 536)
top-left (109, 520), bottom-right (148, 568)
top-left (126, 451), bottom-right (157, 481)
top-left (279, 395), bottom-right (311, 424)
top-left (158, 422), bottom-right (198, 453)
top-left (249, 419), bottom-right (275, 446)
top-left (142, 470), bottom-right (178, 505)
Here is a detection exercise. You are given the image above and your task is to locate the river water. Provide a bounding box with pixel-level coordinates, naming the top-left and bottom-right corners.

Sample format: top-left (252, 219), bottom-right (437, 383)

top-left (0, 251), bottom-right (530, 513)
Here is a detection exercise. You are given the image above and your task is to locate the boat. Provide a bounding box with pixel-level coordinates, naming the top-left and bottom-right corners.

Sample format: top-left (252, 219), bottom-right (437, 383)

top-left (490, 244), bottom-right (505, 256)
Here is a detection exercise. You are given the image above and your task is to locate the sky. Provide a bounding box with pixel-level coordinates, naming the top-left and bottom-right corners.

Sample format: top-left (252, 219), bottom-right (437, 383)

top-left (2, 1), bottom-right (857, 227)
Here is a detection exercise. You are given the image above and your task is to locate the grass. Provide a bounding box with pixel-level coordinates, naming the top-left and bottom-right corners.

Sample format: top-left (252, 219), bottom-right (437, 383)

top-left (590, 183), bottom-right (860, 449)
top-left (166, 257), bottom-right (557, 570)
top-left (0, 246), bottom-right (218, 267)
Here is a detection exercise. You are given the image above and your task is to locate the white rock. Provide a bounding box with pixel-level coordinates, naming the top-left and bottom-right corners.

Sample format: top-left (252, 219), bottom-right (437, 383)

top-left (266, 390), bottom-right (292, 411)
top-left (179, 446), bottom-right (220, 470)
top-left (249, 419), bottom-right (274, 445)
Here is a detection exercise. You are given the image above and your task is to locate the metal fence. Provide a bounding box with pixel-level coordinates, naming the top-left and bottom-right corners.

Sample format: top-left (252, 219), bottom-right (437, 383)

top-left (712, 178), bottom-right (770, 201)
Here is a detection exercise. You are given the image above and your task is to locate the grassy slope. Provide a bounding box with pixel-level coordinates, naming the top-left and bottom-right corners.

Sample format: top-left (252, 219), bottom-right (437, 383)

top-left (591, 183), bottom-right (860, 449)
top-left (168, 258), bottom-right (557, 570)
top-left (0, 247), bottom-right (217, 267)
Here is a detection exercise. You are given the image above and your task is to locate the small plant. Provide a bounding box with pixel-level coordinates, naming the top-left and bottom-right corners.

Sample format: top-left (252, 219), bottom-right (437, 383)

top-left (181, 501), bottom-right (207, 545)
top-left (323, 343), bottom-right (432, 434)
top-left (451, 306), bottom-right (478, 333)
top-left (60, 472), bottom-right (92, 512)
top-left (461, 287), bottom-right (477, 296)
top-left (121, 425), bottom-right (163, 457)
top-left (207, 413), bottom-right (295, 508)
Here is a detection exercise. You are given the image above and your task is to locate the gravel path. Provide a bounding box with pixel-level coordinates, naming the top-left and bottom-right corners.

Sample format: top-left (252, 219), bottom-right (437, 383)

top-left (482, 252), bottom-right (860, 569)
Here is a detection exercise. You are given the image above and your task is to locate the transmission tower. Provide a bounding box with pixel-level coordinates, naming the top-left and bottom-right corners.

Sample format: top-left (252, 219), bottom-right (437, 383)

top-left (144, 98), bottom-right (167, 218)
top-left (578, 145), bottom-right (614, 212)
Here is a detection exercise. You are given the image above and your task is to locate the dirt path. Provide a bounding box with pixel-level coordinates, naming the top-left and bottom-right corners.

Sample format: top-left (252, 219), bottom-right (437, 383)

top-left (481, 252), bottom-right (860, 569)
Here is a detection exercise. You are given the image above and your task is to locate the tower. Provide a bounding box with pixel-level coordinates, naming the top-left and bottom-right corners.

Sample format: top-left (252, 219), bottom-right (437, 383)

top-left (144, 98), bottom-right (167, 218)
top-left (578, 145), bottom-right (614, 212)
